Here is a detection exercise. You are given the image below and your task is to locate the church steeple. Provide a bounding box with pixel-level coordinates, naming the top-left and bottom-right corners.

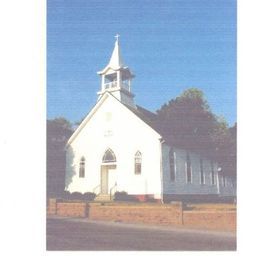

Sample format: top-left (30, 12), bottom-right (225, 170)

top-left (97, 35), bottom-right (136, 108)
top-left (107, 34), bottom-right (124, 68)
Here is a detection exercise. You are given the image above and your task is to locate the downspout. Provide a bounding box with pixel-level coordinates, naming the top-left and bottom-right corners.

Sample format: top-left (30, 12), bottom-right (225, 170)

top-left (159, 138), bottom-right (165, 204)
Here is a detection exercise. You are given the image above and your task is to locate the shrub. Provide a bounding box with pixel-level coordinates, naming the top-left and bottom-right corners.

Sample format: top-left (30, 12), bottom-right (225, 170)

top-left (83, 192), bottom-right (96, 201)
top-left (62, 190), bottom-right (71, 200)
top-left (70, 192), bottom-right (84, 200)
top-left (61, 191), bottom-right (96, 201)
top-left (114, 191), bottom-right (128, 201)
top-left (114, 191), bottom-right (138, 202)
top-left (146, 197), bottom-right (157, 203)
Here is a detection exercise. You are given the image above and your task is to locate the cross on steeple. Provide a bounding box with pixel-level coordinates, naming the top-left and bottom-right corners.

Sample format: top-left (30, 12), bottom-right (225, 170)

top-left (115, 34), bottom-right (120, 42)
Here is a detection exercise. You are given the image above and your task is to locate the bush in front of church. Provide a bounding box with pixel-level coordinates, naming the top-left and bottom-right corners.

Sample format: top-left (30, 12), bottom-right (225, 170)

top-left (114, 191), bottom-right (128, 201)
top-left (114, 191), bottom-right (138, 202)
top-left (62, 191), bottom-right (96, 201)
top-left (83, 192), bottom-right (96, 201)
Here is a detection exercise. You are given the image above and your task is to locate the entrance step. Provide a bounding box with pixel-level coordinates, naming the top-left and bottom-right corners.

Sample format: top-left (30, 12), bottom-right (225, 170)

top-left (95, 194), bottom-right (113, 201)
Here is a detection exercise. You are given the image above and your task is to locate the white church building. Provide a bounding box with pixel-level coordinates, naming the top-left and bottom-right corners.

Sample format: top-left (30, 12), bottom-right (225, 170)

top-left (65, 37), bottom-right (235, 202)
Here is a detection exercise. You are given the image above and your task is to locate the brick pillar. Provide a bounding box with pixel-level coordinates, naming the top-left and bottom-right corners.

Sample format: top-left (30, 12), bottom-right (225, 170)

top-left (47, 198), bottom-right (57, 215)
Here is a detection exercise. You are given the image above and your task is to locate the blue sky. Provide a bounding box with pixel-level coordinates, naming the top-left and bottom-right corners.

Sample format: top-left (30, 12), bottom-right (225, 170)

top-left (47, 0), bottom-right (236, 126)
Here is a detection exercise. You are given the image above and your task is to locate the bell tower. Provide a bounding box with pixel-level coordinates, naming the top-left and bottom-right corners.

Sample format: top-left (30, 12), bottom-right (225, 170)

top-left (97, 35), bottom-right (136, 108)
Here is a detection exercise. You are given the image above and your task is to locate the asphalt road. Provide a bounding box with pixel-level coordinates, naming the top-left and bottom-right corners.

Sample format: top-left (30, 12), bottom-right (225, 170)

top-left (46, 216), bottom-right (236, 251)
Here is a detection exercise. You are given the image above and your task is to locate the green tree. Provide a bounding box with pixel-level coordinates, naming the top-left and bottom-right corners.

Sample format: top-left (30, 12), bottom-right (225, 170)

top-left (47, 117), bottom-right (73, 198)
top-left (52, 117), bottom-right (72, 129)
top-left (156, 88), bottom-right (217, 153)
top-left (156, 88), bottom-right (236, 179)
top-left (215, 123), bottom-right (237, 180)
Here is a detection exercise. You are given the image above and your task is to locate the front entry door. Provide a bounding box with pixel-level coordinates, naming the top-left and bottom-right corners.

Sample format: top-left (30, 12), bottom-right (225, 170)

top-left (100, 165), bottom-right (116, 194)
top-left (101, 166), bottom-right (108, 194)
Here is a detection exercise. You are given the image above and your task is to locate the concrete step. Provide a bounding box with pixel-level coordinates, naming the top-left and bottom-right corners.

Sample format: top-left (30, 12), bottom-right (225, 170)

top-left (95, 194), bottom-right (113, 201)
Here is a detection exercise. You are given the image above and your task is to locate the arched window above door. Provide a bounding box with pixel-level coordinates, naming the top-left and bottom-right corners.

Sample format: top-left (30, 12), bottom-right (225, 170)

top-left (102, 148), bottom-right (116, 163)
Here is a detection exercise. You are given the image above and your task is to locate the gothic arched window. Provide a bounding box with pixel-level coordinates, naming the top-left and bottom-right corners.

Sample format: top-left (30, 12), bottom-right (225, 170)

top-left (102, 148), bottom-right (116, 163)
top-left (200, 158), bottom-right (205, 184)
top-left (169, 148), bottom-right (176, 181)
top-left (223, 176), bottom-right (226, 187)
top-left (134, 151), bottom-right (142, 175)
top-left (211, 161), bottom-right (215, 185)
top-left (79, 157), bottom-right (85, 178)
top-left (186, 152), bottom-right (192, 183)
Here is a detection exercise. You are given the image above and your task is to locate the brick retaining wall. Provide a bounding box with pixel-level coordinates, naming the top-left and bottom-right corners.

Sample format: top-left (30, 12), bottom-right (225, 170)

top-left (47, 199), bottom-right (236, 231)
top-left (88, 202), bottom-right (183, 226)
top-left (56, 202), bottom-right (88, 217)
top-left (47, 198), bottom-right (58, 215)
top-left (183, 211), bottom-right (236, 231)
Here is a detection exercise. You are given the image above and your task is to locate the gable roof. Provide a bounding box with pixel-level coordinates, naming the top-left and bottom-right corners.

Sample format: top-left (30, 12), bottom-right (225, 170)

top-left (66, 89), bottom-right (186, 148)
top-left (124, 104), bottom-right (159, 133)
top-left (123, 104), bottom-right (178, 146)
top-left (66, 91), bottom-right (215, 160)
top-left (66, 93), bottom-right (111, 146)
top-left (123, 103), bottom-right (215, 158)
top-left (66, 92), bottom-right (162, 147)
top-left (67, 92), bottom-right (215, 160)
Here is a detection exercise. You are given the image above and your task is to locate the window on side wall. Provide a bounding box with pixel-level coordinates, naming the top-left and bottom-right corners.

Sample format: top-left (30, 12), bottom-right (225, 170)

top-left (200, 158), bottom-right (205, 184)
top-left (211, 161), bottom-right (215, 185)
top-left (186, 152), bottom-right (192, 183)
top-left (79, 157), bottom-right (85, 178)
top-left (134, 151), bottom-right (142, 175)
top-left (169, 148), bottom-right (176, 182)
top-left (223, 176), bottom-right (226, 187)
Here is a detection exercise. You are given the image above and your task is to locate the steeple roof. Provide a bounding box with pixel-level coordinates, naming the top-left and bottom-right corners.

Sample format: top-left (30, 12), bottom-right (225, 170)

top-left (98, 35), bottom-right (130, 75)
top-left (108, 34), bottom-right (124, 69)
